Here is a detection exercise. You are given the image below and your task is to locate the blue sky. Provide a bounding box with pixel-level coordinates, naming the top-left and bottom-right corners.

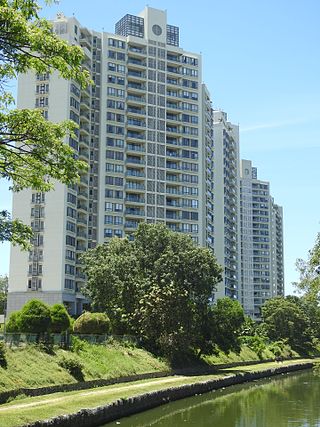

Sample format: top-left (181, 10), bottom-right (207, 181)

top-left (1, 0), bottom-right (320, 295)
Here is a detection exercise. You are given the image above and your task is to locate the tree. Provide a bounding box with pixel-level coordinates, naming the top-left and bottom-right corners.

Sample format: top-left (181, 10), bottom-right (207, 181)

top-left (73, 312), bottom-right (111, 335)
top-left (5, 310), bottom-right (21, 332)
top-left (0, 274), bottom-right (8, 314)
top-left (0, 0), bottom-right (91, 248)
top-left (50, 303), bottom-right (71, 333)
top-left (209, 297), bottom-right (245, 354)
top-left (81, 223), bottom-right (222, 359)
top-left (261, 296), bottom-right (310, 352)
top-left (294, 233), bottom-right (320, 300)
top-left (18, 299), bottom-right (51, 333)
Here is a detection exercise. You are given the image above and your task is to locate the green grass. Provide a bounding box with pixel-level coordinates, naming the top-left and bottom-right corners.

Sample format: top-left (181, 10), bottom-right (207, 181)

top-left (0, 341), bottom-right (169, 392)
top-left (203, 344), bottom-right (299, 366)
top-left (0, 359), bottom-right (316, 427)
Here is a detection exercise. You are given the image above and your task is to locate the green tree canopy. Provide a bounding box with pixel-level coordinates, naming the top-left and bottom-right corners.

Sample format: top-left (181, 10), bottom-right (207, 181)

top-left (209, 297), bottom-right (245, 354)
top-left (0, 0), bottom-right (91, 248)
top-left (73, 312), bottom-right (111, 335)
top-left (261, 296), bottom-right (310, 352)
top-left (294, 233), bottom-right (320, 300)
top-left (50, 303), bottom-right (71, 333)
top-left (81, 223), bottom-right (222, 359)
top-left (19, 299), bottom-right (51, 333)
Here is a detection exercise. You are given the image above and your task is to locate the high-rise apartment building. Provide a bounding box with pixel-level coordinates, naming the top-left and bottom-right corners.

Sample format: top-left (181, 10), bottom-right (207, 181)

top-left (212, 111), bottom-right (240, 300)
top-left (7, 7), bottom-right (284, 317)
top-left (239, 160), bottom-right (284, 319)
top-left (8, 7), bottom-right (215, 315)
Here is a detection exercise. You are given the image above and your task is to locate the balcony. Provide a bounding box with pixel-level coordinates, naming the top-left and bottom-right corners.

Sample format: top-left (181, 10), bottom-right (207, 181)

top-left (127, 131), bottom-right (145, 140)
top-left (126, 182), bottom-right (145, 191)
top-left (125, 169), bottom-right (145, 178)
top-left (166, 137), bottom-right (180, 146)
top-left (127, 94), bottom-right (145, 104)
top-left (166, 174), bottom-right (180, 182)
top-left (77, 203), bottom-right (88, 212)
top-left (128, 82), bottom-right (146, 91)
top-left (167, 54), bottom-right (181, 63)
top-left (167, 102), bottom-right (180, 110)
top-left (124, 220), bottom-right (139, 229)
top-left (127, 106), bottom-right (146, 115)
top-left (79, 150), bottom-right (89, 160)
top-left (166, 162), bottom-right (180, 170)
top-left (128, 69), bottom-right (146, 79)
top-left (166, 212), bottom-right (180, 220)
top-left (128, 57), bottom-right (146, 67)
top-left (77, 217), bottom-right (87, 226)
top-left (166, 126), bottom-right (180, 134)
top-left (127, 118), bottom-right (146, 128)
top-left (166, 187), bottom-right (181, 195)
top-left (126, 156), bottom-right (145, 165)
top-left (126, 144), bottom-right (145, 153)
top-left (166, 150), bottom-right (180, 158)
top-left (125, 208), bottom-right (145, 216)
top-left (166, 199), bottom-right (181, 208)
top-left (167, 66), bottom-right (180, 74)
top-left (125, 195), bottom-right (145, 204)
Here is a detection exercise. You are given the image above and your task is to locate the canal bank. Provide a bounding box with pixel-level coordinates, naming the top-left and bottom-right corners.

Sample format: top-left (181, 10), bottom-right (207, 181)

top-left (0, 359), bottom-right (315, 427)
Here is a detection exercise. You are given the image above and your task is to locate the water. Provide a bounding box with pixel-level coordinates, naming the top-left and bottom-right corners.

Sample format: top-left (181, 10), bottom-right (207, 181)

top-left (106, 370), bottom-right (320, 427)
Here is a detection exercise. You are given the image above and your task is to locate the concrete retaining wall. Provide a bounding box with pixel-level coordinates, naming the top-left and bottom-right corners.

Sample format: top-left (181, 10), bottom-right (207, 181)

top-left (23, 362), bottom-right (313, 427)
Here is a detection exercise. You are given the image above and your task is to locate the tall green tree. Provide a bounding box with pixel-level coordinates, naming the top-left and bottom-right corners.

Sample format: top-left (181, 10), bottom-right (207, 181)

top-left (294, 233), bottom-right (320, 300)
top-left (0, 0), bottom-right (91, 248)
top-left (209, 297), bottom-right (245, 354)
top-left (82, 223), bottom-right (222, 359)
top-left (261, 296), bottom-right (310, 352)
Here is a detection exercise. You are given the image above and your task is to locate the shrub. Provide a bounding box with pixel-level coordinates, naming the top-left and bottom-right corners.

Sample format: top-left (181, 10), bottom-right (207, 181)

top-left (5, 311), bottom-right (21, 332)
top-left (0, 342), bottom-right (7, 368)
top-left (58, 354), bottom-right (84, 381)
top-left (19, 299), bottom-right (51, 333)
top-left (73, 312), bottom-right (111, 335)
top-left (50, 304), bottom-right (71, 333)
top-left (240, 335), bottom-right (267, 359)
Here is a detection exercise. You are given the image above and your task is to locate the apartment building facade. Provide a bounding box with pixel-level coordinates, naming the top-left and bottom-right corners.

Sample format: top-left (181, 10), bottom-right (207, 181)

top-left (7, 7), bottom-right (284, 317)
top-left (239, 160), bottom-right (284, 319)
top-left (212, 111), bottom-right (241, 300)
top-left (7, 7), bottom-right (217, 314)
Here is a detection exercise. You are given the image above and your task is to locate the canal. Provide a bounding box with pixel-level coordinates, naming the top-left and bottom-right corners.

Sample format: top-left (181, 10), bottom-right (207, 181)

top-left (106, 370), bottom-right (320, 426)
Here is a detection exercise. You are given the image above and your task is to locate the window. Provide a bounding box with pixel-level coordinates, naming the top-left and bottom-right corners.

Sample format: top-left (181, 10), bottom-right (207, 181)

top-left (64, 278), bottom-right (75, 290)
top-left (66, 235), bottom-right (76, 246)
top-left (104, 228), bottom-right (113, 238)
top-left (67, 207), bottom-right (76, 219)
top-left (66, 221), bottom-right (76, 233)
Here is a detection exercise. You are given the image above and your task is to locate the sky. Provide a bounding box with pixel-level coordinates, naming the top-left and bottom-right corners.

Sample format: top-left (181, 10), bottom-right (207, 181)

top-left (1, 0), bottom-right (320, 295)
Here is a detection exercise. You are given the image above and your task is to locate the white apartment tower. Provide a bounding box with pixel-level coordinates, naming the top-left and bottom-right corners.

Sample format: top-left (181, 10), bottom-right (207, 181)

top-left (8, 7), bottom-right (215, 314)
top-left (212, 111), bottom-right (240, 300)
top-left (7, 7), bottom-right (284, 316)
top-left (240, 160), bottom-right (284, 319)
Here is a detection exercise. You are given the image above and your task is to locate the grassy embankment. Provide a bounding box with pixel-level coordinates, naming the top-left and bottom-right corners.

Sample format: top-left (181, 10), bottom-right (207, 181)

top-left (0, 340), bottom-right (169, 392)
top-left (0, 358), bottom-right (316, 427)
top-left (0, 338), bottom-right (301, 392)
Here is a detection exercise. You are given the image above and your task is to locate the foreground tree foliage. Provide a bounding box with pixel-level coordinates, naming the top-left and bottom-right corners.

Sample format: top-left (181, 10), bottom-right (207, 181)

top-left (209, 298), bottom-right (245, 354)
top-left (50, 303), bottom-right (71, 333)
top-left (294, 233), bottom-right (320, 300)
top-left (82, 223), bottom-right (222, 361)
top-left (0, 0), bottom-right (91, 248)
top-left (261, 296), bottom-right (312, 352)
top-left (18, 299), bottom-right (51, 333)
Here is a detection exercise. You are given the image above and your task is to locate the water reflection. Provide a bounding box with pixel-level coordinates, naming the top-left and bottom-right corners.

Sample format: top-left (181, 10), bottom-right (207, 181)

top-left (106, 370), bottom-right (320, 427)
